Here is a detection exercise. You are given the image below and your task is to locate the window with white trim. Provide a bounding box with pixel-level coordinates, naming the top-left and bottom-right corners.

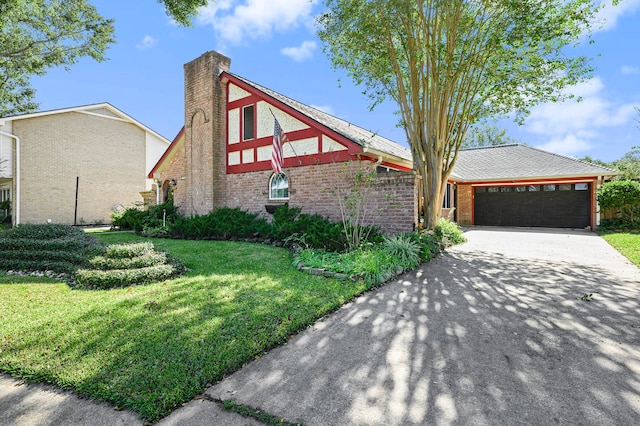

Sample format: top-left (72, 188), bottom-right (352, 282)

top-left (269, 173), bottom-right (289, 200)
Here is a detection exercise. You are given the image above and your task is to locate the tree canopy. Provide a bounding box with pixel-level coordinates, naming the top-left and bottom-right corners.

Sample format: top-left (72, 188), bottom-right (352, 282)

top-left (462, 124), bottom-right (521, 149)
top-left (318, 0), bottom-right (603, 228)
top-left (0, 0), bottom-right (114, 117)
top-left (158, 0), bottom-right (209, 26)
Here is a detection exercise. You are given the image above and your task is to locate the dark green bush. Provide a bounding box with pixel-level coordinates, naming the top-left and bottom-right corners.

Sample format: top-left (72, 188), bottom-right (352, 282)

top-left (597, 180), bottom-right (640, 229)
top-left (169, 207), bottom-right (270, 240)
top-left (403, 232), bottom-right (440, 261)
top-left (112, 207), bottom-right (149, 233)
top-left (0, 237), bottom-right (101, 252)
top-left (0, 250), bottom-right (87, 264)
top-left (0, 259), bottom-right (78, 274)
top-left (2, 223), bottom-right (86, 240)
top-left (270, 204), bottom-right (381, 252)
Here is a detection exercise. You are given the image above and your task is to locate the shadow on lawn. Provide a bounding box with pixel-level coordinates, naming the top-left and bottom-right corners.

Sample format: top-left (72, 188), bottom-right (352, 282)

top-left (0, 242), bottom-right (361, 423)
top-left (206, 247), bottom-right (640, 426)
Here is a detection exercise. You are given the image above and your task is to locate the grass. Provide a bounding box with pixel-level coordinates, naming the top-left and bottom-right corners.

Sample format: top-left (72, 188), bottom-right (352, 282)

top-left (601, 231), bottom-right (640, 267)
top-left (0, 232), bottom-right (370, 422)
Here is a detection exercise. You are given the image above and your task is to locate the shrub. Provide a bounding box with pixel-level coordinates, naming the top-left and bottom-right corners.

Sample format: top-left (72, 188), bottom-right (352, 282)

top-left (74, 264), bottom-right (181, 289)
top-left (381, 234), bottom-right (421, 270)
top-left (403, 232), bottom-right (440, 261)
top-left (111, 206), bottom-right (149, 233)
top-left (169, 208), bottom-right (270, 240)
top-left (88, 252), bottom-right (168, 270)
top-left (597, 180), bottom-right (640, 229)
top-left (3, 223), bottom-right (86, 240)
top-left (433, 218), bottom-right (466, 247)
top-left (105, 242), bottom-right (155, 258)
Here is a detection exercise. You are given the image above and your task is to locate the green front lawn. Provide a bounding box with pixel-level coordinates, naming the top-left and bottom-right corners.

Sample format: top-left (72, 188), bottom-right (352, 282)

top-left (0, 233), bottom-right (369, 422)
top-left (601, 232), bottom-right (640, 267)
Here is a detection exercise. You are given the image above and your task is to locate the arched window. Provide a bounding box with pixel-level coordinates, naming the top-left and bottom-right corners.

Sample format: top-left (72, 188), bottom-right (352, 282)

top-left (269, 173), bottom-right (289, 200)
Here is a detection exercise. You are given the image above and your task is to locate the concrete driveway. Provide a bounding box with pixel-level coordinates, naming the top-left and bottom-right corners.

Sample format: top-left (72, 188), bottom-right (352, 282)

top-left (204, 227), bottom-right (640, 425)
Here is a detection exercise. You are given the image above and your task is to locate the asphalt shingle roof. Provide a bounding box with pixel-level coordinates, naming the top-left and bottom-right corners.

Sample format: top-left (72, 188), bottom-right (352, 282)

top-left (451, 144), bottom-right (618, 182)
top-left (230, 73), bottom-right (412, 162)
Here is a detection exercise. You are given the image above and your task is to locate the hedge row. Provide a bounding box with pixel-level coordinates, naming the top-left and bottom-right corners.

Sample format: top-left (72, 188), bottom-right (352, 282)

top-left (88, 252), bottom-right (168, 271)
top-left (74, 263), bottom-right (183, 290)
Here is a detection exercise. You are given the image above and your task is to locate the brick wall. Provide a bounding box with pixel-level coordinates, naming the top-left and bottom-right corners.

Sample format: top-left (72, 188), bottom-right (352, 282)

top-left (225, 162), bottom-right (418, 235)
top-left (183, 51), bottom-right (230, 216)
top-left (14, 112), bottom-right (147, 224)
top-left (456, 184), bottom-right (473, 225)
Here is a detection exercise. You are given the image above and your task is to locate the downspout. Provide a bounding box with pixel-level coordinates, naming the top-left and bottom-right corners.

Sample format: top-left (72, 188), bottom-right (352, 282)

top-left (0, 129), bottom-right (20, 226)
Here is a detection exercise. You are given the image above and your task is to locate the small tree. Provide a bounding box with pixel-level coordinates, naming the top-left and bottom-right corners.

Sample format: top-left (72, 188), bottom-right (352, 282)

top-left (597, 180), bottom-right (640, 229)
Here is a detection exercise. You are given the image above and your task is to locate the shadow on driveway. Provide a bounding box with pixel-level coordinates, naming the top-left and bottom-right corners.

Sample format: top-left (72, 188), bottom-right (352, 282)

top-left (208, 229), bottom-right (640, 425)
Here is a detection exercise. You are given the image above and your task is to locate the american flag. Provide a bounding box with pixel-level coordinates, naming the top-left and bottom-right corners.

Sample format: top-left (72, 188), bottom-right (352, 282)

top-left (272, 118), bottom-right (287, 174)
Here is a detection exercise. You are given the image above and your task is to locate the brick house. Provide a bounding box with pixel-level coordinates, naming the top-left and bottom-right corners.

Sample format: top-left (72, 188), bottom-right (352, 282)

top-left (149, 51), bottom-right (420, 235)
top-left (444, 144), bottom-right (618, 229)
top-left (150, 51), bottom-right (618, 232)
top-left (0, 103), bottom-right (170, 226)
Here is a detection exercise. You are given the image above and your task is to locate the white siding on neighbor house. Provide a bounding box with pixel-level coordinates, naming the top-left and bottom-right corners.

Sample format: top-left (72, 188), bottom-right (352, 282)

top-left (229, 84), bottom-right (251, 102)
top-left (0, 134), bottom-right (12, 179)
top-left (256, 101), bottom-right (308, 139)
top-left (146, 132), bottom-right (170, 190)
top-left (0, 122), bottom-right (14, 179)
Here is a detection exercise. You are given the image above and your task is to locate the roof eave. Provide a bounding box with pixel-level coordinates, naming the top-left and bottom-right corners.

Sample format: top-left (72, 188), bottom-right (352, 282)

top-left (450, 172), bottom-right (619, 184)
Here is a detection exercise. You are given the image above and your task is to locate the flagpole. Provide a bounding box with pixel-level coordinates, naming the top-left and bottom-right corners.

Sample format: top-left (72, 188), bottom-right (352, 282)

top-left (269, 108), bottom-right (302, 165)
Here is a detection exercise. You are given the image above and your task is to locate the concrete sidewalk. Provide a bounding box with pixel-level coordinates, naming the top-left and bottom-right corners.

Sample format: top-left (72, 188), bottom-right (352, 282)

top-left (2, 228), bottom-right (639, 425)
top-left (0, 373), bottom-right (260, 426)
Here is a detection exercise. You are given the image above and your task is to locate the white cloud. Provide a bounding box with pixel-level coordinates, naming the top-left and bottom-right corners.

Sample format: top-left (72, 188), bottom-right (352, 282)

top-left (593, 0), bottom-right (640, 32)
top-left (136, 35), bottom-right (157, 50)
top-left (281, 41), bottom-right (317, 62)
top-left (523, 76), bottom-right (637, 157)
top-left (196, 0), bottom-right (318, 47)
top-left (621, 65), bottom-right (640, 75)
top-left (536, 135), bottom-right (593, 156)
top-left (310, 104), bottom-right (334, 115)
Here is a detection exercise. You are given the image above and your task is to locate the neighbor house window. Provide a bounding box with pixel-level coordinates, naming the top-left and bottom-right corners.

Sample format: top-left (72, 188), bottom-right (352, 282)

top-left (269, 173), bottom-right (289, 200)
top-left (243, 105), bottom-right (255, 140)
top-left (442, 183), bottom-right (451, 209)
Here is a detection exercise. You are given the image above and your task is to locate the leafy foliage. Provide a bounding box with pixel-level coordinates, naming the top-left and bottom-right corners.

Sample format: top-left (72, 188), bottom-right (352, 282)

top-left (433, 218), bottom-right (467, 247)
top-left (0, 224), bottom-right (183, 287)
top-left (0, 0), bottom-right (115, 116)
top-left (318, 0), bottom-right (600, 229)
top-left (157, 0), bottom-right (209, 26)
top-left (462, 124), bottom-right (522, 149)
top-left (597, 180), bottom-right (640, 229)
top-left (381, 234), bottom-right (421, 270)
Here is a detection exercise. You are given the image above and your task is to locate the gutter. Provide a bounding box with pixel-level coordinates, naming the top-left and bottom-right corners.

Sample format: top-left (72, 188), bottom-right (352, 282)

top-left (0, 129), bottom-right (20, 225)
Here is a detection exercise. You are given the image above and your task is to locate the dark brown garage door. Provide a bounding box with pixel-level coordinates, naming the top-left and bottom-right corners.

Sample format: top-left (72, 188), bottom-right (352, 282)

top-left (474, 183), bottom-right (591, 228)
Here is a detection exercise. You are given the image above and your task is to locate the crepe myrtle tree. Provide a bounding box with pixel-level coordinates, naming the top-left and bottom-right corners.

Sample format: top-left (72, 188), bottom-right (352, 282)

top-left (317, 0), bottom-right (609, 229)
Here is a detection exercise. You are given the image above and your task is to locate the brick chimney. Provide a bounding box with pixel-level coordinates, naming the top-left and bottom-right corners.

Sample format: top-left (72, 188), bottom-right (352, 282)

top-left (183, 51), bottom-right (231, 216)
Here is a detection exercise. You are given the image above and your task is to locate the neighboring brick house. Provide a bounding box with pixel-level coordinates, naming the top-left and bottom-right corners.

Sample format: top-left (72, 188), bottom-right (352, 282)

top-left (0, 103), bottom-right (170, 226)
top-left (445, 145), bottom-right (618, 229)
top-left (149, 51), bottom-right (419, 235)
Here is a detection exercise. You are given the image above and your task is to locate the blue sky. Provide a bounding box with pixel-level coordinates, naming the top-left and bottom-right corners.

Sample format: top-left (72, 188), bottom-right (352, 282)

top-left (30, 0), bottom-right (640, 162)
